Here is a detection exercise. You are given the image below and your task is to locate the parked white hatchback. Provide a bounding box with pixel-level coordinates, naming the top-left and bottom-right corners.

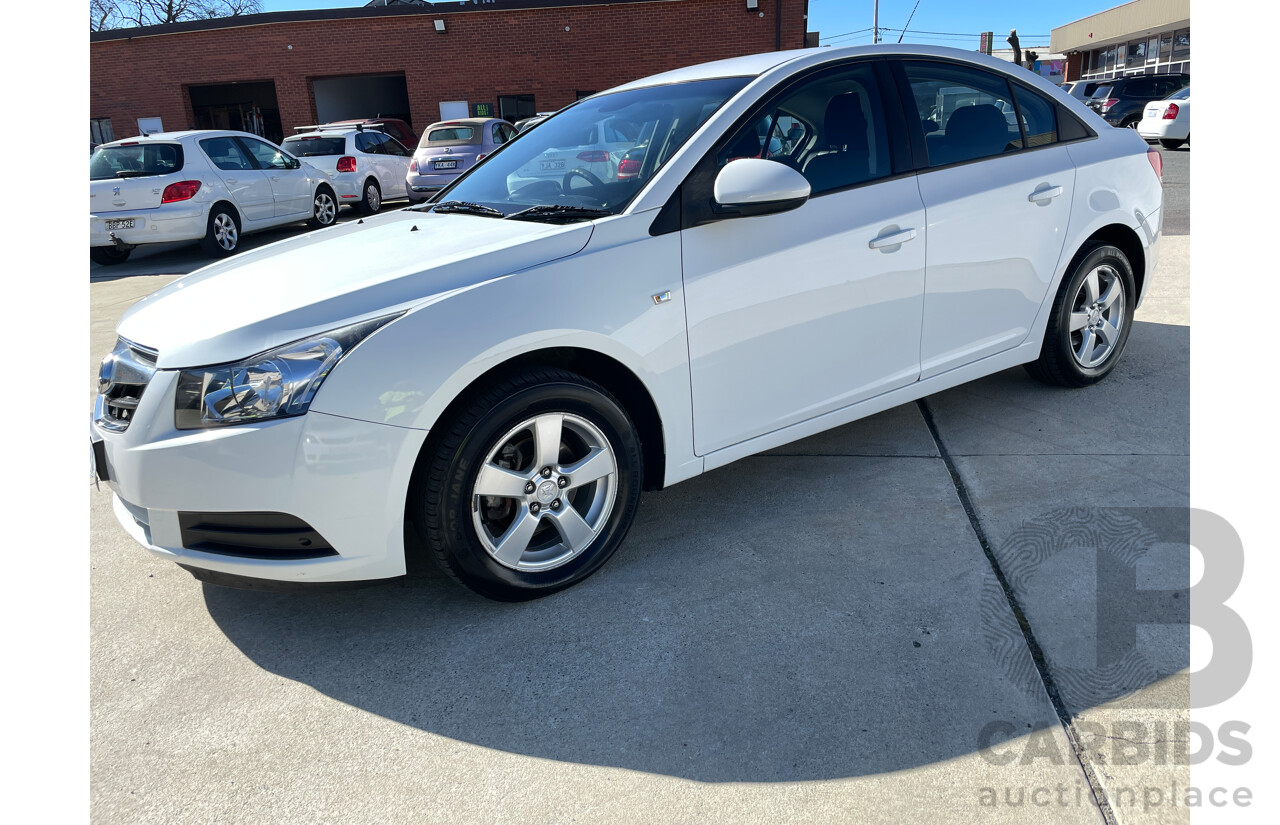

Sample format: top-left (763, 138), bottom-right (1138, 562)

top-left (282, 125), bottom-right (414, 214)
top-left (1137, 86), bottom-right (1190, 150)
top-left (92, 45), bottom-right (1163, 600)
top-left (90, 130), bottom-right (339, 265)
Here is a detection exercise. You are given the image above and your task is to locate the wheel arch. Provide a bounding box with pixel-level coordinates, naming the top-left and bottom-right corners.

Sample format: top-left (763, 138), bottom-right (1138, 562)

top-left (1065, 222), bottom-right (1146, 300)
top-left (209, 198), bottom-right (242, 226)
top-left (408, 347), bottom-right (667, 498)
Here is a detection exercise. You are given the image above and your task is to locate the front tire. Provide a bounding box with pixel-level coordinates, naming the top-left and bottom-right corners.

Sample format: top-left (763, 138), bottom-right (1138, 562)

top-left (1025, 244), bottom-right (1136, 387)
top-left (90, 246), bottom-right (131, 266)
top-left (411, 368), bottom-right (643, 601)
top-left (358, 178), bottom-right (382, 215)
top-left (199, 205), bottom-right (241, 258)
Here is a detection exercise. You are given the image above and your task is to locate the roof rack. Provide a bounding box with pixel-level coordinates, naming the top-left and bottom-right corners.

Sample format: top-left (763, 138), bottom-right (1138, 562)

top-left (292, 122), bottom-right (387, 134)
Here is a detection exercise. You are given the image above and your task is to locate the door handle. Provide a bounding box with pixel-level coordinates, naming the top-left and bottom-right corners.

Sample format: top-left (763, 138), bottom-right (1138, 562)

top-left (868, 228), bottom-right (918, 250)
top-left (1027, 185), bottom-right (1064, 202)
top-left (225, 178), bottom-right (237, 184)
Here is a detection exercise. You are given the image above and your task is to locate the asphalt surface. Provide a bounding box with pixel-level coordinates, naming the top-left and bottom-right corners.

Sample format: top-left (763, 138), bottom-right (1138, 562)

top-left (1156, 144), bottom-right (1189, 235)
top-left (90, 176), bottom-right (1191, 823)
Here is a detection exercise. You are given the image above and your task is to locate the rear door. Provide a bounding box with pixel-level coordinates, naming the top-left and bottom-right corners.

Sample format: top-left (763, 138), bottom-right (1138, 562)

top-left (198, 136), bottom-right (274, 222)
top-left (375, 133), bottom-right (413, 198)
top-left (896, 59), bottom-right (1076, 378)
top-left (239, 136), bottom-right (312, 217)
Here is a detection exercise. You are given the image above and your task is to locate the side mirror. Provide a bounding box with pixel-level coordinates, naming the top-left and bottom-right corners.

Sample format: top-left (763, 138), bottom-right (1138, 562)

top-left (712, 158), bottom-right (810, 217)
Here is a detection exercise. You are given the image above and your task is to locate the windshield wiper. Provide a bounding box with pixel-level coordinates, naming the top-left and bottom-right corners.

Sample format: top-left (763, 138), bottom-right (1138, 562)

top-left (504, 204), bottom-right (612, 222)
top-left (427, 200), bottom-right (506, 218)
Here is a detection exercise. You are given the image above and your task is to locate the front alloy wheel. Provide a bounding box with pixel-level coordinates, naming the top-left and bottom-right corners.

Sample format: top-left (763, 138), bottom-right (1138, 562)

top-left (472, 413), bottom-right (618, 572)
top-left (1069, 265), bottom-right (1126, 369)
top-left (412, 368), bottom-right (643, 601)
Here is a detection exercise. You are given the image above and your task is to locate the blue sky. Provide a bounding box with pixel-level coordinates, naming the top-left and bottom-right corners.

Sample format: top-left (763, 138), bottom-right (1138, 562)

top-left (260, 1), bottom-right (1114, 52)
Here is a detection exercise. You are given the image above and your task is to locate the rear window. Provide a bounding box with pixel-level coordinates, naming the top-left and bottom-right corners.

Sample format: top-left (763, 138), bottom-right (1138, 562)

top-left (1088, 85), bottom-right (1112, 100)
top-left (425, 126), bottom-right (479, 146)
top-left (90, 143), bottom-right (184, 181)
top-left (283, 136), bottom-right (347, 156)
top-left (1168, 87), bottom-right (1190, 100)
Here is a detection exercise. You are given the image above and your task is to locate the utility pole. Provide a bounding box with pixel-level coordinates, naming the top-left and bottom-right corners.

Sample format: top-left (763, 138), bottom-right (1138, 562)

top-left (873, 0), bottom-right (879, 44)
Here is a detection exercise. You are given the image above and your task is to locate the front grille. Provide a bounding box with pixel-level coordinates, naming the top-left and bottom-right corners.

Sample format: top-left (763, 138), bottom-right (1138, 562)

top-left (95, 337), bottom-right (158, 433)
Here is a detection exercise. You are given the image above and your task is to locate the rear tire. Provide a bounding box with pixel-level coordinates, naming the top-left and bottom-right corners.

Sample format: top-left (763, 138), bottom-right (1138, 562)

top-left (1159, 138), bottom-right (1183, 150)
top-left (199, 205), bottom-right (241, 258)
top-left (1025, 244), bottom-right (1136, 388)
top-left (309, 186), bottom-right (338, 228)
top-left (90, 246), bottom-right (131, 266)
top-left (410, 368), bottom-right (643, 601)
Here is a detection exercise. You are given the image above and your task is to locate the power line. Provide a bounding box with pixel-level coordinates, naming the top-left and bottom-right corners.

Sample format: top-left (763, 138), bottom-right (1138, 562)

top-left (819, 27), bottom-right (873, 41)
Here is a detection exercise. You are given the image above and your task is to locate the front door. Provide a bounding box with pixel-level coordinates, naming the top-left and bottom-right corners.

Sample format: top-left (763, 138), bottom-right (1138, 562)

top-left (680, 61), bottom-right (927, 455)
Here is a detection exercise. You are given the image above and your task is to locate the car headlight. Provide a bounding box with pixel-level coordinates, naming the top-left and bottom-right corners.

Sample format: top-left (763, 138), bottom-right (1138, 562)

top-left (174, 314), bottom-right (401, 430)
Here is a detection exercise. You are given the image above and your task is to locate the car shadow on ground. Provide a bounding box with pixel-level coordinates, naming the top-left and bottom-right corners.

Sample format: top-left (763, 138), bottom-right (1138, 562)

top-left (201, 322), bottom-right (1188, 783)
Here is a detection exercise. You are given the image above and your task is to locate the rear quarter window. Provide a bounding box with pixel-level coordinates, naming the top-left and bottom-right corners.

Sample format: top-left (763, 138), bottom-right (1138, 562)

top-left (90, 143), bottom-right (184, 180)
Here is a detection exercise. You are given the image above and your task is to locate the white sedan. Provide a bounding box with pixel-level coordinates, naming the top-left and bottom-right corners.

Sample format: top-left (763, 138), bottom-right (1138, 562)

top-left (1138, 86), bottom-right (1190, 149)
top-left (283, 126), bottom-right (413, 214)
top-left (92, 45), bottom-right (1162, 600)
top-left (90, 130), bottom-right (340, 265)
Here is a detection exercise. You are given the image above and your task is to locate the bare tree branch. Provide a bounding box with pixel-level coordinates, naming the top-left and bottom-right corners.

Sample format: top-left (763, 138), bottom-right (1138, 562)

top-left (91, 0), bottom-right (262, 30)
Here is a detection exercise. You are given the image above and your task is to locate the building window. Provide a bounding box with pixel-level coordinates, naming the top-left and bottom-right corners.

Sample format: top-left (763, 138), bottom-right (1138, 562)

top-left (1159, 33), bottom-right (1173, 62)
top-left (498, 94), bottom-right (536, 123)
top-left (91, 118), bottom-right (113, 147)
top-left (1171, 29), bottom-right (1190, 61)
top-left (1146, 36), bottom-right (1159, 64)
top-left (1126, 40), bottom-right (1145, 68)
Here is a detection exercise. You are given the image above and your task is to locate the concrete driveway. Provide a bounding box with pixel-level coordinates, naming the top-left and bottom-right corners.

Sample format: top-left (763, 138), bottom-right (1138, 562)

top-left (90, 152), bottom-right (1190, 824)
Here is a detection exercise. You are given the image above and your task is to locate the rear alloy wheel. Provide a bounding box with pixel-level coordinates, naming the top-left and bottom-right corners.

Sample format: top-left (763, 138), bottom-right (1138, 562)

top-left (200, 205), bottom-right (241, 257)
top-left (1025, 244), bottom-right (1136, 387)
top-left (412, 368), bottom-right (643, 601)
top-left (358, 179), bottom-right (382, 215)
top-left (90, 246), bottom-right (131, 266)
top-left (309, 187), bottom-right (338, 228)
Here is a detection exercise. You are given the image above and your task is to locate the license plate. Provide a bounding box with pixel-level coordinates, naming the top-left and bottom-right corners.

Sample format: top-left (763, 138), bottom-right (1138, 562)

top-left (540, 159), bottom-right (566, 172)
top-left (433, 160), bottom-right (458, 170)
top-left (1146, 108), bottom-right (1160, 117)
top-left (105, 218), bottom-right (135, 231)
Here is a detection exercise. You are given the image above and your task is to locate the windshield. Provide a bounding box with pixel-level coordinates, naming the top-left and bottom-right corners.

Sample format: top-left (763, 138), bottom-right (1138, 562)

top-left (282, 136), bottom-right (346, 156)
top-left (1167, 86), bottom-right (1190, 100)
top-left (90, 143), bottom-right (184, 180)
top-left (432, 76), bottom-right (750, 218)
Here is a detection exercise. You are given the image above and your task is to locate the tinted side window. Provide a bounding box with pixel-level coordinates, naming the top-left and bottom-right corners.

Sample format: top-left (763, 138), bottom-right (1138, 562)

top-left (355, 132), bottom-right (376, 153)
top-left (200, 137), bottom-right (255, 171)
top-left (902, 61), bottom-right (1023, 168)
top-left (716, 62), bottom-right (891, 195)
top-left (492, 123), bottom-right (507, 144)
top-left (1121, 77), bottom-right (1159, 98)
top-left (383, 136), bottom-right (409, 156)
top-left (1012, 85), bottom-right (1057, 147)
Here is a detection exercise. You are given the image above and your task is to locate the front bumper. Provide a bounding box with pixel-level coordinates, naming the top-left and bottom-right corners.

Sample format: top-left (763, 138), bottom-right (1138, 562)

top-left (93, 369), bottom-right (428, 584)
top-left (90, 203), bottom-right (208, 248)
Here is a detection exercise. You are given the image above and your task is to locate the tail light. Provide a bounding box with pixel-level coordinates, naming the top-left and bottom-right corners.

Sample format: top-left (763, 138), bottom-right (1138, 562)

top-left (336, 156), bottom-right (357, 173)
top-left (617, 157), bottom-right (641, 180)
top-left (1162, 103), bottom-right (1180, 120)
top-left (1146, 146), bottom-right (1163, 182)
top-left (161, 180), bottom-right (201, 203)
top-left (577, 151), bottom-right (610, 163)
top-left (1099, 97), bottom-right (1119, 112)
top-left (409, 158), bottom-right (418, 173)
top-left (476, 153), bottom-right (488, 163)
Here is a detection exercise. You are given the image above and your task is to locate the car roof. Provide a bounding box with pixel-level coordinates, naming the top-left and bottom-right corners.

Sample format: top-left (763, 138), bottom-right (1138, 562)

top-left (284, 129), bottom-right (357, 138)
top-left (609, 44), bottom-right (1088, 93)
top-left (98, 129), bottom-right (264, 146)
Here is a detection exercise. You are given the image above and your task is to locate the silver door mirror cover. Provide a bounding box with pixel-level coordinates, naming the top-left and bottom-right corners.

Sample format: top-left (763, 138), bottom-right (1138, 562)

top-left (712, 158), bottom-right (811, 217)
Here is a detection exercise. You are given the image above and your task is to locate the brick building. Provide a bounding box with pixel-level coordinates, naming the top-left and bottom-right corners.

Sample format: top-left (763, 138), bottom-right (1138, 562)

top-left (90, 0), bottom-right (812, 146)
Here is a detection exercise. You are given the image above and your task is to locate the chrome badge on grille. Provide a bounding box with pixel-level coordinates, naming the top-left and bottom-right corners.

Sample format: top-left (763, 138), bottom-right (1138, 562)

top-left (95, 338), bottom-right (158, 433)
